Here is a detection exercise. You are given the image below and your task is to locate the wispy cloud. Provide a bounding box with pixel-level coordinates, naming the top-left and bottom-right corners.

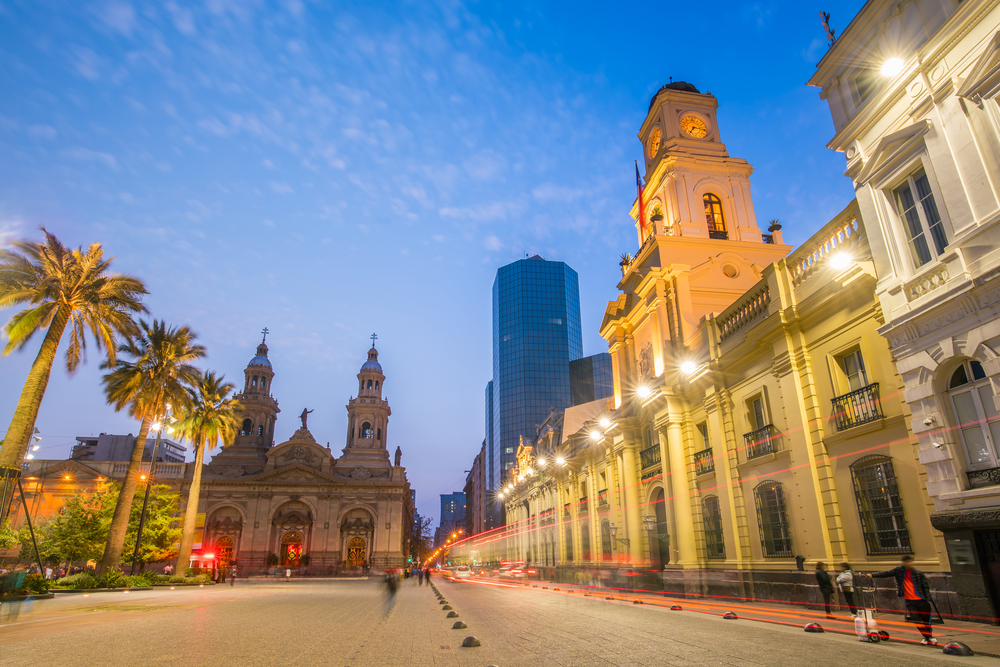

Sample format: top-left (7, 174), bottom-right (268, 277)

top-left (61, 147), bottom-right (118, 170)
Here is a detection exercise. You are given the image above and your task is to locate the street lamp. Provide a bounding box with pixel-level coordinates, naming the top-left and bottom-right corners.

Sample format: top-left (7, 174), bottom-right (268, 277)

top-left (636, 386), bottom-right (651, 398)
top-left (609, 522), bottom-right (630, 548)
top-left (556, 457), bottom-right (566, 466)
top-left (830, 252), bottom-right (852, 270)
top-left (680, 361), bottom-right (698, 376)
top-left (881, 57), bottom-right (904, 77)
top-left (599, 418), bottom-right (611, 428)
top-left (131, 403), bottom-right (173, 574)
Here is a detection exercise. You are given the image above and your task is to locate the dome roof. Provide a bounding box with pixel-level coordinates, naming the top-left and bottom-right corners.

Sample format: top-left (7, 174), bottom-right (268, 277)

top-left (360, 346), bottom-right (382, 373)
top-left (649, 81), bottom-right (701, 110)
top-left (248, 354), bottom-right (272, 369)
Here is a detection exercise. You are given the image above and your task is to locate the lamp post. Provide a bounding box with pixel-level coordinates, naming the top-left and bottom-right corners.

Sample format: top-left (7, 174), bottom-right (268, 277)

top-left (609, 523), bottom-right (630, 548)
top-left (130, 405), bottom-right (171, 575)
top-left (642, 513), bottom-right (670, 567)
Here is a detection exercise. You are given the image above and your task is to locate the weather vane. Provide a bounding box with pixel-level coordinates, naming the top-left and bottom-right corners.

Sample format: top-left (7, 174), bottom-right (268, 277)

top-left (819, 11), bottom-right (836, 46)
top-left (371, 332), bottom-right (378, 347)
top-left (261, 327), bottom-right (269, 343)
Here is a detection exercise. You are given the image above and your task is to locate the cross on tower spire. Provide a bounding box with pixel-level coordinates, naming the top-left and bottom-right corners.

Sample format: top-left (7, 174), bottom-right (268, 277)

top-left (261, 327), bottom-right (269, 343)
top-left (370, 332), bottom-right (378, 348)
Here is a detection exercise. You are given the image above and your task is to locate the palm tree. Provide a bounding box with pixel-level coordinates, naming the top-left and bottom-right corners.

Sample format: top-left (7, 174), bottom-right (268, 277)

top-left (98, 319), bottom-right (205, 573)
top-left (0, 229), bottom-right (146, 499)
top-left (172, 371), bottom-right (242, 572)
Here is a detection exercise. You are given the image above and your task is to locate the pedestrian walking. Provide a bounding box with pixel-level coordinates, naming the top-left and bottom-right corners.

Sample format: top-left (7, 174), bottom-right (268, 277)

top-left (837, 562), bottom-right (857, 617)
top-left (383, 570), bottom-right (399, 616)
top-left (285, 568), bottom-right (291, 582)
top-left (417, 568), bottom-right (424, 586)
top-left (869, 555), bottom-right (938, 645)
top-left (424, 567), bottom-right (431, 583)
top-left (815, 561), bottom-right (836, 619)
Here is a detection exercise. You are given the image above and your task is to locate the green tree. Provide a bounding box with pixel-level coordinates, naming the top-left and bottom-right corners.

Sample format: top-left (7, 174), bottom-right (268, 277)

top-left (0, 230), bottom-right (147, 494)
top-left (172, 371), bottom-right (242, 571)
top-left (0, 520), bottom-right (20, 551)
top-left (121, 482), bottom-right (182, 569)
top-left (98, 320), bottom-right (204, 573)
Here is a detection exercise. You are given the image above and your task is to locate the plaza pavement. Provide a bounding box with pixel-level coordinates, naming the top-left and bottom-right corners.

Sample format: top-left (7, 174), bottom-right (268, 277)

top-left (0, 576), bottom-right (986, 666)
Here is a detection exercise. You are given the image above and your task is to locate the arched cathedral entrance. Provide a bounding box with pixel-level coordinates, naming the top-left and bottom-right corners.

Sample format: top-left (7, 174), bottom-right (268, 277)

top-left (347, 537), bottom-right (366, 566)
top-left (281, 531), bottom-right (303, 566)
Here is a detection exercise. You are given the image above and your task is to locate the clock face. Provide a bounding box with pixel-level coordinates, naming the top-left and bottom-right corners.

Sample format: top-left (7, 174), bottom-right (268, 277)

top-left (648, 128), bottom-right (661, 157)
top-left (680, 115), bottom-right (708, 138)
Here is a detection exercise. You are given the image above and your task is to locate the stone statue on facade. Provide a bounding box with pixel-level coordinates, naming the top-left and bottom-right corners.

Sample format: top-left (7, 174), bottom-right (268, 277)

top-left (299, 407), bottom-right (314, 429)
top-left (394, 446), bottom-right (402, 467)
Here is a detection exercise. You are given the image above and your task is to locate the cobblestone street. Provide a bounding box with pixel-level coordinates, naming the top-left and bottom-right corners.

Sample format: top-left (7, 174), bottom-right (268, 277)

top-left (0, 577), bottom-right (984, 666)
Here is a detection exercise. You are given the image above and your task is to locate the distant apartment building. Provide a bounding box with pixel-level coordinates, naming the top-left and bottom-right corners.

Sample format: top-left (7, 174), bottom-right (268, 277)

top-left (464, 441), bottom-right (487, 538)
top-left (434, 492), bottom-right (467, 546)
top-left (71, 433), bottom-right (187, 464)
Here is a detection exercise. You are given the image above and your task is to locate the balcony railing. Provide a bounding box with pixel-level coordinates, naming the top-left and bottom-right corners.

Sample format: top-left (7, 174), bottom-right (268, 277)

top-left (579, 497), bottom-right (589, 515)
top-left (743, 424), bottom-right (778, 460)
top-left (968, 467), bottom-right (1000, 489)
top-left (831, 382), bottom-right (883, 431)
top-left (110, 462), bottom-right (186, 478)
top-left (640, 445), bottom-right (661, 469)
top-left (597, 489), bottom-right (609, 507)
top-left (694, 448), bottom-right (715, 475)
top-left (564, 503), bottom-right (571, 519)
top-left (709, 230), bottom-right (729, 240)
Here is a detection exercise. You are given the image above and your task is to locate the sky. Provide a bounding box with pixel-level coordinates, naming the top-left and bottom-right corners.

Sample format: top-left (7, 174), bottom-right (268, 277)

top-left (0, 0), bottom-right (861, 525)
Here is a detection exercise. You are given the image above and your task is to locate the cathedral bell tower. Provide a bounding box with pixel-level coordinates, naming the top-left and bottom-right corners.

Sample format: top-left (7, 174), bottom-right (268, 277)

top-left (233, 329), bottom-right (281, 451)
top-left (342, 335), bottom-right (392, 467)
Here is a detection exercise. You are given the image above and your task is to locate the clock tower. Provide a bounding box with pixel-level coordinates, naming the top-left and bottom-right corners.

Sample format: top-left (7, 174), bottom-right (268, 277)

top-left (634, 81), bottom-right (782, 251)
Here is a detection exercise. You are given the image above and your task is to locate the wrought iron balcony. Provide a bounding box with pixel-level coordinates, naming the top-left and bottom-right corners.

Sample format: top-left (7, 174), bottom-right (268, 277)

top-left (640, 445), bottom-right (661, 469)
top-left (968, 467), bottom-right (1000, 489)
top-left (743, 424), bottom-right (778, 460)
top-left (709, 230), bottom-right (729, 240)
top-left (694, 448), bottom-right (715, 475)
top-left (579, 497), bottom-right (589, 515)
top-left (831, 382), bottom-right (883, 431)
top-left (597, 489), bottom-right (609, 507)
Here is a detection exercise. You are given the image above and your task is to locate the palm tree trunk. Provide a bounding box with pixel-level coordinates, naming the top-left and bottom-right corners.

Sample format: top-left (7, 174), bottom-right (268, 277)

top-left (98, 413), bottom-right (153, 574)
top-left (0, 307), bottom-right (71, 469)
top-left (176, 439), bottom-right (206, 574)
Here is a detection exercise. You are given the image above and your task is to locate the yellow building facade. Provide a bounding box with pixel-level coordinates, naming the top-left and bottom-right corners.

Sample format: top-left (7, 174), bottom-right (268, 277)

top-left (483, 83), bottom-right (955, 612)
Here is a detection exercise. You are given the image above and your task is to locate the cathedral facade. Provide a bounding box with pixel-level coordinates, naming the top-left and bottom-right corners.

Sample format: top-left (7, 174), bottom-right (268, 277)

top-left (188, 338), bottom-right (414, 572)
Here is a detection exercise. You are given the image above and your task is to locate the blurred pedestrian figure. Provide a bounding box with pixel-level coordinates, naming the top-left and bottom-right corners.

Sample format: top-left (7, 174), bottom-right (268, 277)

top-left (837, 562), bottom-right (857, 617)
top-left (285, 568), bottom-right (291, 582)
top-left (383, 569), bottom-right (399, 615)
top-left (230, 565), bottom-right (237, 586)
top-left (417, 568), bottom-right (424, 586)
top-left (869, 556), bottom-right (938, 645)
top-left (815, 561), bottom-right (835, 619)
top-left (424, 567), bottom-right (431, 583)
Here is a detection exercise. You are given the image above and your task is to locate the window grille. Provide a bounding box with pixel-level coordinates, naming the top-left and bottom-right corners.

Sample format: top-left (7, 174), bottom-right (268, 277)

top-left (703, 495), bottom-right (725, 559)
top-left (850, 455), bottom-right (912, 555)
top-left (753, 481), bottom-right (792, 557)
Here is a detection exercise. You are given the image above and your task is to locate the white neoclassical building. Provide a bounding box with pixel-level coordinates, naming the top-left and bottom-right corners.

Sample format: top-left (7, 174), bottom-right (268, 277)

top-left (809, 0), bottom-right (1000, 619)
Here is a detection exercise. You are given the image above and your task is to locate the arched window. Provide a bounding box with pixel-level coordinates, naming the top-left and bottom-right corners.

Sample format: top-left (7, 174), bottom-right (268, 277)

top-left (600, 521), bottom-right (612, 560)
top-left (948, 360), bottom-right (1000, 478)
top-left (241, 419), bottom-right (253, 436)
top-left (367, 379), bottom-right (373, 390)
top-left (564, 525), bottom-right (574, 561)
top-left (850, 455), bottom-right (911, 554)
top-left (703, 495), bottom-right (725, 559)
top-left (753, 481), bottom-right (791, 557)
top-left (376, 428), bottom-right (381, 440)
top-left (252, 375), bottom-right (258, 386)
top-left (581, 525), bottom-right (591, 561)
top-left (375, 381), bottom-right (379, 391)
top-left (361, 422), bottom-right (373, 439)
top-left (703, 193), bottom-right (727, 239)
top-left (260, 377), bottom-right (266, 390)
top-left (258, 425), bottom-right (264, 437)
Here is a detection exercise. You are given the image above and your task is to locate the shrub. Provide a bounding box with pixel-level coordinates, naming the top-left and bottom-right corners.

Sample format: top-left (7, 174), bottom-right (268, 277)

top-left (168, 575), bottom-right (186, 584)
top-left (193, 574), bottom-right (210, 584)
top-left (22, 573), bottom-right (50, 594)
top-left (97, 569), bottom-right (127, 589)
top-left (55, 573), bottom-right (98, 589)
top-left (267, 553), bottom-right (279, 566)
top-left (125, 575), bottom-right (150, 588)
top-left (151, 574), bottom-right (171, 584)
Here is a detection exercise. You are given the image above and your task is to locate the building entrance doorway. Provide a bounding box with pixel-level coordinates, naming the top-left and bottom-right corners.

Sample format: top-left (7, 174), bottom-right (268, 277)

top-left (281, 531), bottom-right (303, 566)
top-left (216, 536), bottom-right (235, 569)
top-left (347, 537), bottom-right (366, 566)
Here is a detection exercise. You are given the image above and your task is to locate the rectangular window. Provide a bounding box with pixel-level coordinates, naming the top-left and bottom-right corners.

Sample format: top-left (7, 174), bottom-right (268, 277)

top-left (697, 423), bottom-right (709, 449)
top-left (839, 350), bottom-right (869, 392)
top-left (893, 169), bottom-right (948, 269)
top-left (850, 455), bottom-right (912, 555)
top-left (849, 63), bottom-right (878, 105)
top-left (751, 397), bottom-right (766, 430)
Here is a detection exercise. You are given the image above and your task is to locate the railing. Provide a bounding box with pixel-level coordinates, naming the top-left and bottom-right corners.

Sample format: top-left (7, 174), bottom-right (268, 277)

top-left (110, 462), bottom-right (186, 478)
top-left (789, 217), bottom-right (861, 287)
top-left (762, 233), bottom-right (774, 244)
top-left (694, 448), bottom-right (715, 475)
top-left (597, 489), bottom-right (609, 507)
top-left (709, 230), bottom-right (729, 240)
top-left (640, 445), bottom-right (661, 469)
top-left (579, 497), bottom-right (589, 515)
top-left (744, 424), bottom-right (778, 460)
top-left (831, 382), bottom-right (883, 431)
top-left (717, 285), bottom-right (770, 342)
top-left (968, 467), bottom-right (1000, 489)
top-left (906, 263), bottom-right (950, 301)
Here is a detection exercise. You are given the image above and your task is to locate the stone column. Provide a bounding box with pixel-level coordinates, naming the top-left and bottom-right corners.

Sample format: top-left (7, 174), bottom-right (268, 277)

top-left (620, 446), bottom-right (644, 564)
top-left (667, 411), bottom-right (697, 566)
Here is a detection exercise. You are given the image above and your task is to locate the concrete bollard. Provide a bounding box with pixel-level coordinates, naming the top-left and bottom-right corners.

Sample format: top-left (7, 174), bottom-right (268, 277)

top-left (804, 623), bottom-right (824, 633)
top-left (442, 605), bottom-right (452, 610)
top-left (452, 621), bottom-right (467, 629)
top-left (723, 612), bottom-right (738, 619)
top-left (670, 604), bottom-right (682, 610)
top-left (447, 611), bottom-right (459, 618)
top-left (943, 642), bottom-right (974, 656)
top-left (461, 636), bottom-right (481, 648)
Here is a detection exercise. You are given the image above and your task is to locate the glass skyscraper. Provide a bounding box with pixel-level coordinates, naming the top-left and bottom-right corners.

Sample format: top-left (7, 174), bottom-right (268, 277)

top-left (488, 255), bottom-right (583, 514)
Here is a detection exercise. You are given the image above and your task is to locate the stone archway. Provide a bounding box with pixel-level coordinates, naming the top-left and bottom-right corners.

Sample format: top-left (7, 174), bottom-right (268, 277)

top-left (347, 536), bottom-right (366, 566)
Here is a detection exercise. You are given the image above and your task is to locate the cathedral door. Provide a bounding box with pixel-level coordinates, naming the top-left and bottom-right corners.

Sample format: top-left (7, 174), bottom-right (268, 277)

top-left (216, 536), bottom-right (235, 569)
top-left (347, 537), bottom-right (366, 566)
top-left (281, 531), bottom-right (303, 566)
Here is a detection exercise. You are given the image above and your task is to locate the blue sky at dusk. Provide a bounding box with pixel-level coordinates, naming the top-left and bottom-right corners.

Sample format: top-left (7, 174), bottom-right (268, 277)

top-left (0, 0), bottom-right (861, 523)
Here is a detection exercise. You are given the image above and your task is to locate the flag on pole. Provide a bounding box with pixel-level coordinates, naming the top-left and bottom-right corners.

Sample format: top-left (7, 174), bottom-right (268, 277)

top-left (635, 161), bottom-right (647, 235)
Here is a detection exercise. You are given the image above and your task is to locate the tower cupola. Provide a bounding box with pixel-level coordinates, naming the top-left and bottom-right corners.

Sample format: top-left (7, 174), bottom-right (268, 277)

top-left (233, 328), bottom-right (280, 449)
top-left (344, 334), bottom-right (391, 459)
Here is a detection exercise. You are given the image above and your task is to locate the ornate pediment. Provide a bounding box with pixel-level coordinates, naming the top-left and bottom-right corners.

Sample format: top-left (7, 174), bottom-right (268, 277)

top-left (248, 464), bottom-right (334, 484)
top-left (958, 31), bottom-right (1000, 101)
top-left (32, 459), bottom-right (104, 480)
top-left (333, 467), bottom-right (389, 481)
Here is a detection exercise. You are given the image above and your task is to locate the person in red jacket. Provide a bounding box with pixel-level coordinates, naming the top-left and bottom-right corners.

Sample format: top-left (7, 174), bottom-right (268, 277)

top-left (869, 556), bottom-right (937, 645)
